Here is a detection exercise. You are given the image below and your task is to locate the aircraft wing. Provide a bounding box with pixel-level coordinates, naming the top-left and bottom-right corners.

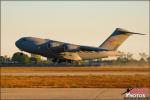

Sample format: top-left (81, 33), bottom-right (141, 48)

top-left (58, 46), bottom-right (109, 60)
top-left (79, 46), bottom-right (108, 51)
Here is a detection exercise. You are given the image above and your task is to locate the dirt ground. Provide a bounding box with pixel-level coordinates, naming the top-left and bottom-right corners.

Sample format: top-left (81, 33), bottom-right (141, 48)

top-left (1, 66), bottom-right (150, 88)
top-left (1, 66), bottom-right (149, 73)
top-left (1, 75), bottom-right (149, 88)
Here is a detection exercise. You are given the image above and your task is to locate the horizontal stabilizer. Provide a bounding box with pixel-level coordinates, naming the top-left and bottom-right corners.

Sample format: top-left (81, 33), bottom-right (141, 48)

top-left (128, 32), bottom-right (146, 35)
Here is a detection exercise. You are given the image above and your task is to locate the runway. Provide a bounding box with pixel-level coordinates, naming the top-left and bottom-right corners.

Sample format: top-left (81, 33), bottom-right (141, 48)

top-left (1, 71), bottom-right (149, 76)
top-left (1, 67), bottom-right (149, 99)
top-left (1, 88), bottom-right (128, 100)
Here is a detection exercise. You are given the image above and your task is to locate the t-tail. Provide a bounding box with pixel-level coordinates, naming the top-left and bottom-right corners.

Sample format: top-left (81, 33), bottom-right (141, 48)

top-left (99, 28), bottom-right (145, 51)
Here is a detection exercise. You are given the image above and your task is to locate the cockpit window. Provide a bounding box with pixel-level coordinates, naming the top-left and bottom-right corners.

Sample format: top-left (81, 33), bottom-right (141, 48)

top-left (22, 38), bottom-right (27, 41)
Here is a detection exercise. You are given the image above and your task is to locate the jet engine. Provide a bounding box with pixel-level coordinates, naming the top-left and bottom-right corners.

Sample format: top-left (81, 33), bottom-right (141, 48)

top-left (47, 42), bottom-right (61, 49)
top-left (63, 44), bottom-right (79, 51)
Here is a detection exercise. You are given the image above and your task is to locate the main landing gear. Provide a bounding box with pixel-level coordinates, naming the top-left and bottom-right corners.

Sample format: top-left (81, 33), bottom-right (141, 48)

top-left (52, 58), bottom-right (73, 64)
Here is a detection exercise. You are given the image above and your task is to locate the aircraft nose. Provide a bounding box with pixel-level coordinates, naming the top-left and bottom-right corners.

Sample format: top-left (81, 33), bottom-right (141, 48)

top-left (15, 39), bottom-right (22, 49)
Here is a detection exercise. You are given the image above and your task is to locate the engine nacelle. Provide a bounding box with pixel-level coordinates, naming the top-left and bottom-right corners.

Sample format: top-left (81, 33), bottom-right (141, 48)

top-left (63, 44), bottom-right (79, 51)
top-left (47, 42), bottom-right (61, 49)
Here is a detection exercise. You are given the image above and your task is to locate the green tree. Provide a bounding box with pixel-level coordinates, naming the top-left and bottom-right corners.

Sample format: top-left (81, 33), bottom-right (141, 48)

top-left (116, 52), bottom-right (136, 65)
top-left (139, 53), bottom-right (148, 61)
top-left (116, 52), bottom-right (127, 62)
top-left (139, 53), bottom-right (148, 62)
top-left (147, 57), bottom-right (150, 64)
top-left (30, 54), bottom-right (42, 64)
top-left (12, 52), bottom-right (30, 64)
top-left (3, 55), bottom-right (11, 63)
top-left (126, 52), bottom-right (133, 61)
top-left (0, 56), bottom-right (5, 64)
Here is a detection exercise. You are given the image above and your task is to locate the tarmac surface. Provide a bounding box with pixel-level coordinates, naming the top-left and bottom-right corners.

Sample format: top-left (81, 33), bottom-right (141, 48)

top-left (1, 71), bottom-right (149, 76)
top-left (1, 88), bottom-right (129, 100)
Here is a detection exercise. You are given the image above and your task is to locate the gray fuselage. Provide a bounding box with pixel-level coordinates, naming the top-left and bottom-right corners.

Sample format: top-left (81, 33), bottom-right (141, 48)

top-left (15, 37), bottom-right (118, 61)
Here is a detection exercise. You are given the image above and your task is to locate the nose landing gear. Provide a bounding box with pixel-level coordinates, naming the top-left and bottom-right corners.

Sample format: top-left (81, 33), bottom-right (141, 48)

top-left (19, 50), bottom-right (24, 56)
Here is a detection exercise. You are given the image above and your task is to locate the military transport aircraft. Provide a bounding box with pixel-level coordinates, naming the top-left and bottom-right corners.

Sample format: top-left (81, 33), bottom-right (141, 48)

top-left (15, 28), bottom-right (145, 63)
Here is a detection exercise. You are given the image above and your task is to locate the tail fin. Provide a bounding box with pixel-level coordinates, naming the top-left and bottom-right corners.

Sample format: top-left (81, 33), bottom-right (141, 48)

top-left (99, 28), bottom-right (145, 51)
